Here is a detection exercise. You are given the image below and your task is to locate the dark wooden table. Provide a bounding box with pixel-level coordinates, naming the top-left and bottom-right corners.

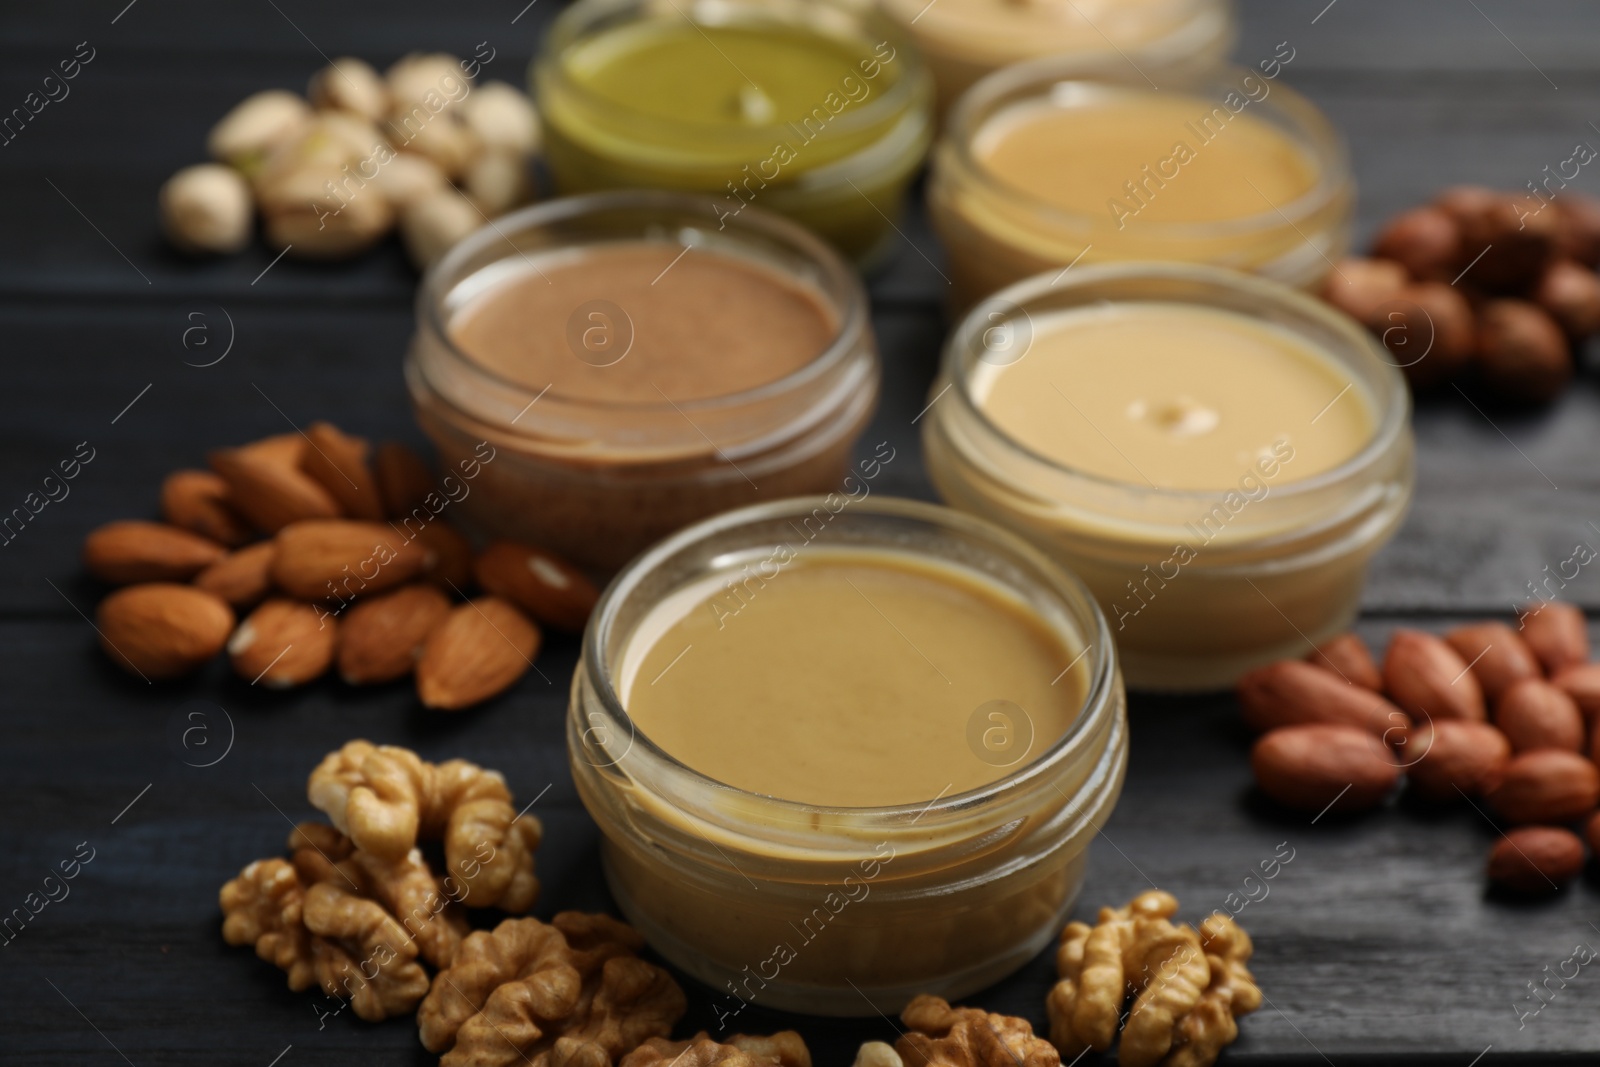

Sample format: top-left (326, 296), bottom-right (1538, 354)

top-left (6, 0), bottom-right (1600, 1062)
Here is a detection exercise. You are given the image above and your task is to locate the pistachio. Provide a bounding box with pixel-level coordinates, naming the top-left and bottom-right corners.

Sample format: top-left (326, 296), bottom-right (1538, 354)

top-left (459, 81), bottom-right (540, 156)
top-left (400, 187), bottom-right (480, 270)
top-left (308, 56), bottom-right (389, 122)
top-left (160, 164), bottom-right (254, 255)
top-left (462, 149), bottom-right (534, 217)
top-left (208, 90), bottom-right (312, 172)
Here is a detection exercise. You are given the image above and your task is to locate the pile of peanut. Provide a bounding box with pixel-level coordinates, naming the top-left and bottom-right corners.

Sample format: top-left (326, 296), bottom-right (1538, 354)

top-left (159, 53), bottom-right (539, 269)
top-left (1321, 186), bottom-right (1600, 405)
top-left (84, 423), bottom-right (597, 710)
top-left (1239, 601), bottom-right (1600, 894)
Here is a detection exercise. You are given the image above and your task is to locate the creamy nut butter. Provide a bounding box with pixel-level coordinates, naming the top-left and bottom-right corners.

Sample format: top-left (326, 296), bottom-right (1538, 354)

top-left (924, 264), bottom-right (1414, 690)
top-left (931, 61), bottom-right (1352, 307)
top-left (625, 551), bottom-right (1083, 806)
top-left (405, 193), bottom-right (879, 572)
top-left (971, 303), bottom-right (1372, 490)
top-left (569, 498), bottom-right (1127, 1014)
top-left (536, 0), bottom-right (934, 262)
top-left (449, 244), bottom-right (836, 407)
top-left (879, 0), bottom-right (1234, 119)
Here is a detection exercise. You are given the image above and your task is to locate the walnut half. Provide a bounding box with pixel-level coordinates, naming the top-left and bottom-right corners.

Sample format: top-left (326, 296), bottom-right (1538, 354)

top-left (418, 912), bottom-right (686, 1067)
top-left (898, 995), bottom-right (1059, 1067)
top-left (307, 740), bottom-right (543, 910)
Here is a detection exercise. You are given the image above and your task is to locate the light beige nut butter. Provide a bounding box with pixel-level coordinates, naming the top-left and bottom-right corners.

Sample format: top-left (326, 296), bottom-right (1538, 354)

top-left (569, 498), bottom-right (1127, 1014)
top-left (880, 0), bottom-right (1234, 120)
top-left (924, 264), bottom-right (1414, 690)
top-left (406, 193), bottom-right (879, 572)
top-left (624, 551), bottom-right (1083, 807)
top-left (971, 302), bottom-right (1372, 490)
top-left (931, 62), bottom-right (1353, 307)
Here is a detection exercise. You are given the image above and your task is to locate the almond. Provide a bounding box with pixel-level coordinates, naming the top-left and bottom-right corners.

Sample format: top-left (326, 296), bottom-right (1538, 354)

top-left (1306, 633), bottom-right (1382, 690)
top-left (1553, 663), bottom-right (1600, 721)
top-left (83, 520), bottom-right (226, 584)
top-left (1585, 810), bottom-right (1600, 854)
top-left (374, 441), bottom-right (435, 519)
top-left (1382, 629), bottom-right (1486, 721)
top-left (414, 520), bottom-right (474, 590)
top-left (1237, 659), bottom-right (1403, 737)
top-left (1485, 749), bottom-right (1600, 825)
top-left (236, 431), bottom-right (306, 468)
top-left (1444, 621), bottom-right (1540, 700)
top-left (1402, 720), bottom-right (1511, 801)
top-left (1520, 601), bottom-right (1589, 674)
top-left (160, 469), bottom-right (253, 546)
top-left (1494, 678), bottom-right (1585, 753)
top-left (96, 583), bottom-right (234, 679)
top-left (193, 541), bottom-right (277, 608)
top-left (1486, 827), bottom-right (1584, 894)
top-left (416, 596), bottom-right (540, 710)
top-left (228, 598), bottom-right (337, 687)
top-left (1250, 724), bottom-right (1400, 815)
top-left (338, 584), bottom-right (451, 685)
top-left (473, 541), bottom-right (599, 632)
top-left (211, 445), bottom-right (341, 532)
top-left (300, 422), bottom-right (384, 520)
top-left (271, 519), bottom-right (430, 601)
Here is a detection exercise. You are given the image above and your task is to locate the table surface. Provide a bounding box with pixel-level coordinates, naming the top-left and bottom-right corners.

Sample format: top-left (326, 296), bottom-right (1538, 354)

top-left (6, 1), bottom-right (1600, 1063)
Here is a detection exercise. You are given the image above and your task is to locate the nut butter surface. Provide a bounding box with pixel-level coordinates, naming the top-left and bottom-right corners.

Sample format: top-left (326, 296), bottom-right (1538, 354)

top-left (621, 549), bottom-right (1087, 806)
top-left (448, 241), bottom-right (838, 405)
top-left (972, 302), bottom-right (1374, 490)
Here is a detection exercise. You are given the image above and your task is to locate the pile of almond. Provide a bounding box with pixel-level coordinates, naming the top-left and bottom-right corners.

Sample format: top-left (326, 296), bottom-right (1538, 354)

top-left (84, 423), bottom-right (597, 711)
top-left (159, 52), bottom-right (540, 269)
top-left (1240, 601), bottom-right (1600, 894)
top-left (1321, 186), bottom-right (1600, 405)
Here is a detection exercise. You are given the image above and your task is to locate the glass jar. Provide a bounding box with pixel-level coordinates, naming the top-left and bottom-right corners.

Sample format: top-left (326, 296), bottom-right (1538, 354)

top-left (930, 58), bottom-right (1354, 309)
top-left (922, 264), bottom-right (1415, 691)
top-left (880, 0), bottom-right (1235, 120)
top-left (533, 0), bottom-right (934, 263)
top-left (569, 496), bottom-right (1127, 1015)
top-left (405, 192), bottom-right (879, 573)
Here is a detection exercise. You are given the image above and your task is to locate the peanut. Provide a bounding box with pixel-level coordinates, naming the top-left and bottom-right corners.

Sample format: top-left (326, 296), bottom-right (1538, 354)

top-left (1306, 632), bottom-right (1382, 690)
top-left (1485, 749), bottom-right (1600, 825)
top-left (1519, 600), bottom-right (1589, 674)
top-left (1444, 621), bottom-right (1540, 700)
top-left (1402, 720), bottom-right (1510, 801)
top-left (1383, 629), bottom-right (1486, 722)
top-left (1486, 827), bottom-right (1584, 894)
top-left (1251, 724), bottom-right (1400, 815)
top-left (1493, 678), bottom-right (1586, 754)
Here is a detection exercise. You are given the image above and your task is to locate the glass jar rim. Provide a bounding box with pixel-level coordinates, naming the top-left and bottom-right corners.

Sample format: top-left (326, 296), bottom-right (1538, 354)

top-left (416, 189), bottom-right (869, 418)
top-left (886, 0), bottom-right (1231, 60)
top-left (536, 0), bottom-right (929, 149)
top-left (578, 495), bottom-right (1120, 819)
top-left (942, 57), bottom-right (1351, 242)
top-left (941, 261), bottom-right (1412, 503)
